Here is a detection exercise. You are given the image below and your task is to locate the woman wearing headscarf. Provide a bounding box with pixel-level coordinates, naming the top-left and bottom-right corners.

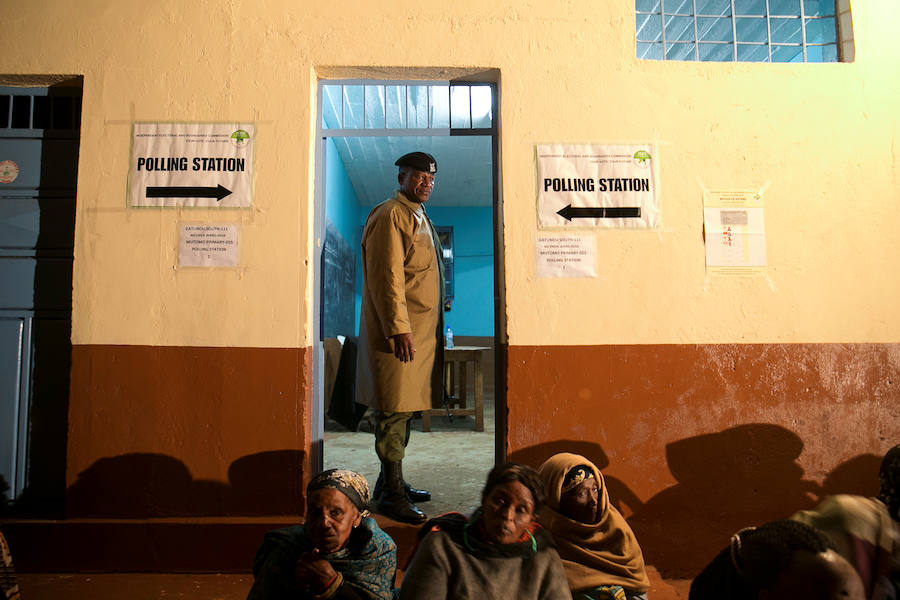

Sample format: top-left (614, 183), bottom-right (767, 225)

top-left (399, 462), bottom-right (571, 599)
top-left (248, 469), bottom-right (397, 600)
top-left (791, 444), bottom-right (900, 599)
top-left (538, 453), bottom-right (650, 600)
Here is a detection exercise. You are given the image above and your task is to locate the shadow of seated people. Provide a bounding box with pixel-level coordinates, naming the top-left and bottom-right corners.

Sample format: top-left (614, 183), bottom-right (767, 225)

top-left (228, 450), bottom-right (306, 515)
top-left (627, 423), bottom-right (822, 579)
top-left (508, 439), bottom-right (645, 518)
top-left (66, 453), bottom-right (223, 517)
top-left (66, 450), bottom-right (305, 518)
top-left (820, 453), bottom-right (882, 498)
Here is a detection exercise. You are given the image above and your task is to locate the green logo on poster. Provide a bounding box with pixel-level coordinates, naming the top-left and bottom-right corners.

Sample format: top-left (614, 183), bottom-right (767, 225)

top-left (633, 150), bottom-right (651, 168)
top-left (231, 129), bottom-right (250, 147)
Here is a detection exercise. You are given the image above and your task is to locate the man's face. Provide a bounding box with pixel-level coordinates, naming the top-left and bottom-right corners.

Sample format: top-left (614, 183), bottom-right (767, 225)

top-left (398, 168), bottom-right (435, 203)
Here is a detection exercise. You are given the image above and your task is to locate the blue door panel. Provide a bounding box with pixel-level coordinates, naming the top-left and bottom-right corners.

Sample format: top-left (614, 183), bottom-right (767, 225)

top-left (0, 138), bottom-right (79, 190)
top-left (0, 84), bottom-right (79, 507)
top-left (0, 198), bottom-right (76, 249)
top-left (0, 257), bottom-right (73, 310)
top-left (0, 318), bottom-right (26, 502)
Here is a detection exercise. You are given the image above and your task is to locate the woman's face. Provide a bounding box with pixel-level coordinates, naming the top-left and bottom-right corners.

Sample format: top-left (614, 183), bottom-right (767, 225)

top-left (759, 549), bottom-right (865, 600)
top-left (481, 480), bottom-right (535, 545)
top-left (559, 476), bottom-right (600, 523)
top-left (305, 488), bottom-right (362, 553)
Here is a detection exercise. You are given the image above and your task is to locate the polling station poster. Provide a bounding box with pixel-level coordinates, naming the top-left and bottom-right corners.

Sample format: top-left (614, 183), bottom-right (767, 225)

top-left (129, 122), bottom-right (255, 208)
top-left (537, 144), bottom-right (658, 229)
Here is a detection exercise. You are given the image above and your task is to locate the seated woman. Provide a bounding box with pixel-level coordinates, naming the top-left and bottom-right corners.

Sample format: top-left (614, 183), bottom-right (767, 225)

top-left (248, 469), bottom-right (397, 600)
top-left (537, 453), bottom-right (650, 600)
top-left (689, 519), bottom-right (865, 600)
top-left (399, 462), bottom-right (571, 600)
top-left (791, 444), bottom-right (899, 599)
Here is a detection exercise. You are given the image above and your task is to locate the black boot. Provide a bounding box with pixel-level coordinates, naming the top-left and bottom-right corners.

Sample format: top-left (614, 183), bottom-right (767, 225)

top-left (374, 468), bottom-right (432, 503)
top-left (375, 461), bottom-right (427, 524)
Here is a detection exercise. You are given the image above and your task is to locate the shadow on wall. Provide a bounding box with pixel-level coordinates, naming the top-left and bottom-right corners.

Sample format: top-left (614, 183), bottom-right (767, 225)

top-left (64, 450), bottom-right (306, 518)
top-left (511, 424), bottom-right (884, 579)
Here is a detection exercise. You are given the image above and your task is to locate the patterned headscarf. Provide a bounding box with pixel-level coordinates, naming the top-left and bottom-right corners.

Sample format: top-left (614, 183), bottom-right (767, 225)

top-left (878, 444), bottom-right (900, 520)
top-left (308, 469), bottom-right (371, 517)
top-left (561, 465), bottom-right (596, 495)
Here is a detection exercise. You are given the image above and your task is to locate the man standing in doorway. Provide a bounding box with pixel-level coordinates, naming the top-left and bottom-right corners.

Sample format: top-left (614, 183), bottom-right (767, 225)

top-left (357, 151), bottom-right (443, 524)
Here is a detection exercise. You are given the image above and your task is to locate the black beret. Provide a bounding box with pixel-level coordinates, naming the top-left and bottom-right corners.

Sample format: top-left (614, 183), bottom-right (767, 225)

top-left (395, 151), bottom-right (437, 174)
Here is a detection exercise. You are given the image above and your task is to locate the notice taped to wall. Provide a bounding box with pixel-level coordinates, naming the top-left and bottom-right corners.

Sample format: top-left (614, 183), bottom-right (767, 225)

top-left (536, 235), bottom-right (597, 278)
top-left (178, 223), bottom-right (240, 267)
top-left (703, 190), bottom-right (766, 275)
top-left (129, 122), bottom-right (255, 208)
top-left (537, 144), bottom-right (658, 229)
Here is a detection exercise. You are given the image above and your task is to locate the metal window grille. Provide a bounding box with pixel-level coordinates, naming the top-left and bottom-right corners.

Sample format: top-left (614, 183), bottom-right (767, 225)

top-left (320, 82), bottom-right (493, 133)
top-left (636, 0), bottom-right (840, 62)
top-left (0, 92), bottom-right (81, 131)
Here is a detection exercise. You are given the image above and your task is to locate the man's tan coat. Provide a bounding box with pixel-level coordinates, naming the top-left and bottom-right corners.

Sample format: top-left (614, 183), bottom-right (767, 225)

top-left (357, 191), bottom-right (443, 413)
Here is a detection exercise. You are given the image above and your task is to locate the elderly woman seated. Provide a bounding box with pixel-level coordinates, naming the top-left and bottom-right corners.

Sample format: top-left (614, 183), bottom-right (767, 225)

top-left (248, 469), bottom-right (397, 600)
top-left (399, 462), bottom-right (571, 599)
top-left (690, 519), bottom-right (865, 600)
top-left (538, 453), bottom-right (650, 600)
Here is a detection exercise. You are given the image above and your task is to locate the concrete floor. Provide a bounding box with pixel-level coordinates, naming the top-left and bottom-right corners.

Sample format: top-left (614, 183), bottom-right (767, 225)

top-left (323, 394), bottom-right (496, 519)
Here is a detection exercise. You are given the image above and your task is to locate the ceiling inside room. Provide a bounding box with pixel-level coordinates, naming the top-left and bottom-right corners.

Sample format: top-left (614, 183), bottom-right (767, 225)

top-left (322, 82), bottom-right (494, 207)
top-left (329, 135), bottom-right (493, 207)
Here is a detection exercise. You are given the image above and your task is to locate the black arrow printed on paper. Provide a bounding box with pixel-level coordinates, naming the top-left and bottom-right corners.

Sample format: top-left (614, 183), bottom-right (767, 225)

top-left (556, 205), bottom-right (641, 221)
top-left (145, 185), bottom-right (233, 201)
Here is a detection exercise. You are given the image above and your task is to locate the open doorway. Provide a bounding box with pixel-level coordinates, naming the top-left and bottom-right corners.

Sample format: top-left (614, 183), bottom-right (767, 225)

top-left (312, 79), bottom-right (501, 516)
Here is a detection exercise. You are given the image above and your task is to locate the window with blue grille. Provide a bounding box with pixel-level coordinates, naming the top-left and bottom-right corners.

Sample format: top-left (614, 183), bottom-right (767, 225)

top-left (636, 0), bottom-right (842, 62)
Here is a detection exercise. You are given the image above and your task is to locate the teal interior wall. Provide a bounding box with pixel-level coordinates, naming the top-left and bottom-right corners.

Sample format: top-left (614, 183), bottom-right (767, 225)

top-left (426, 206), bottom-right (494, 337)
top-left (324, 139), bottom-right (359, 247)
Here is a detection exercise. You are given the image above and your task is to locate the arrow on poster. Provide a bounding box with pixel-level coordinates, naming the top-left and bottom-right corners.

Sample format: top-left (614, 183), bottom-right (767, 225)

top-left (146, 185), bottom-right (233, 201)
top-left (556, 205), bottom-right (641, 220)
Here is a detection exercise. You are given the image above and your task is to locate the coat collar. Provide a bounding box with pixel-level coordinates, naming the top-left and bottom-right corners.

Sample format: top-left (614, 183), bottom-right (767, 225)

top-left (394, 190), bottom-right (426, 215)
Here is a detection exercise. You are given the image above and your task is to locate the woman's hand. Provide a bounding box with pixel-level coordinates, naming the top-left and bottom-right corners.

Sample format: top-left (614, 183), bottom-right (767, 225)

top-left (296, 549), bottom-right (338, 593)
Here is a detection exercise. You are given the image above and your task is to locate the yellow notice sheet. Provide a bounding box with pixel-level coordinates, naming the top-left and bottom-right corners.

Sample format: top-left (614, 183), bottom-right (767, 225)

top-left (703, 190), bottom-right (766, 276)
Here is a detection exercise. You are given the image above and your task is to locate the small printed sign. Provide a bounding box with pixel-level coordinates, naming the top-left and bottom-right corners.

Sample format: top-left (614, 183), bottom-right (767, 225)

top-left (129, 122), bottom-right (255, 208)
top-left (536, 234), bottom-right (597, 278)
top-left (703, 190), bottom-right (767, 275)
top-left (178, 223), bottom-right (240, 267)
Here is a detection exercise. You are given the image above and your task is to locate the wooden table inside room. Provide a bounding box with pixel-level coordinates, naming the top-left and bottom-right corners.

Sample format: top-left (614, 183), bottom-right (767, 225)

top-left (421, 346), bottom-right (489, 432)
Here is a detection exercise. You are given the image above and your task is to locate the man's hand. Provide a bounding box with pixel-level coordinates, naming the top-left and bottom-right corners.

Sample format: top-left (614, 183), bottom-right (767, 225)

top-left (392, 333), bottom-right (415, 363)
top-left (296, 550), bottom-right (337, 592)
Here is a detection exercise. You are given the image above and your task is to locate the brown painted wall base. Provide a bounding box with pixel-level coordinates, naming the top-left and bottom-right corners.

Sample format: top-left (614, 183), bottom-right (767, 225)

top-left (506, 343), bottom-right (899, 577)
top-left (65, 345), bottom-right (312, 518)
top-left (1, 518), bottom-right (296, 572)
top-left (13, 341), bottom-right (898, 575)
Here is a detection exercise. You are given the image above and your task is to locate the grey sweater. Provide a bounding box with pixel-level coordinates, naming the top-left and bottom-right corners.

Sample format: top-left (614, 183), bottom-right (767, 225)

top-left (399, 529), bottom-right (573, 600)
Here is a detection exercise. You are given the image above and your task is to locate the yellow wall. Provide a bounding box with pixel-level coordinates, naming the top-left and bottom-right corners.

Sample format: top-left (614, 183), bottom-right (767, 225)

top-left (1, 0), bottom-right (897, 349)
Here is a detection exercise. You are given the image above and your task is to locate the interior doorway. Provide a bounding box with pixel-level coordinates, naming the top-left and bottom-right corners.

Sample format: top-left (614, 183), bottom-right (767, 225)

top-left (312, 78), bottom-right (501, 516)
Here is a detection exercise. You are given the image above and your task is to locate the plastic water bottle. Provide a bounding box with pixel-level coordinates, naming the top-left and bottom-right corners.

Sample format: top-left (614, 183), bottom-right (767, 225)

top-left (445, 326), bottom-right (454, 348)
